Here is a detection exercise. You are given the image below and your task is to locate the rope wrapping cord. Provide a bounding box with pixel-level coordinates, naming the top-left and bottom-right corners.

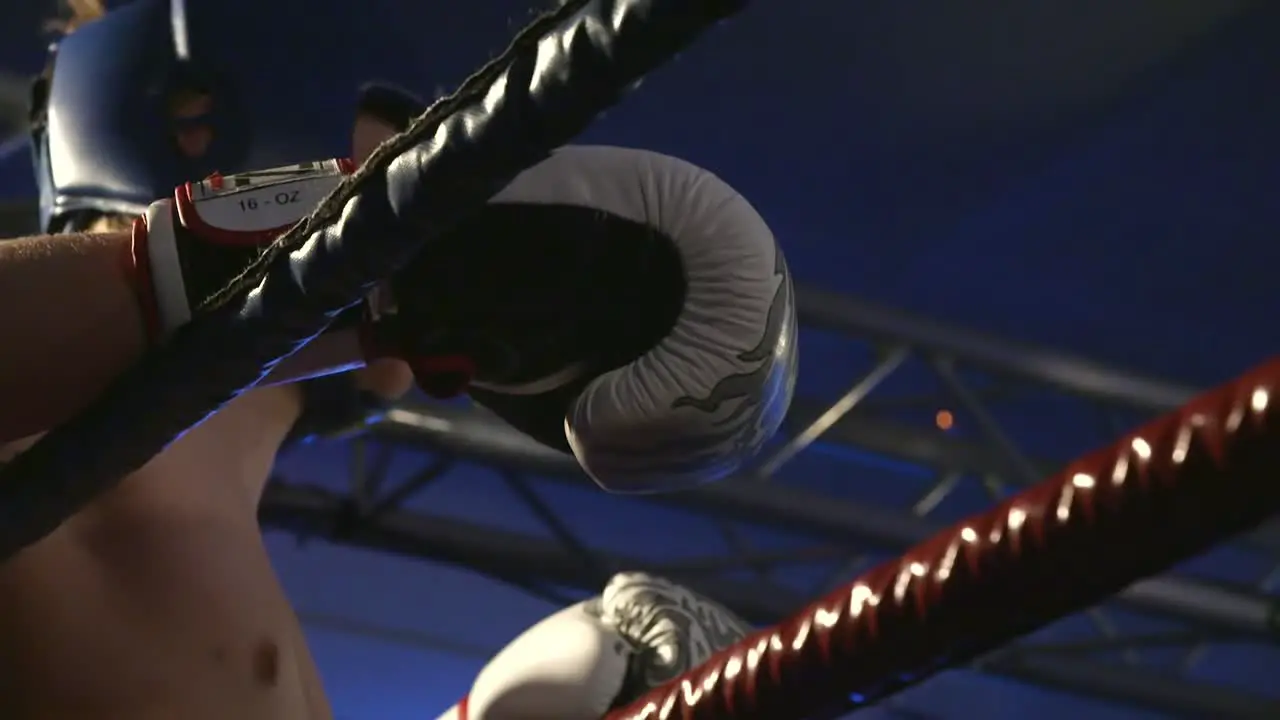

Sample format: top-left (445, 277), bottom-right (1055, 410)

top-left (0, 0), bottom-right (745, 561)
top-left (604, 358), bottom-right (1280, 720)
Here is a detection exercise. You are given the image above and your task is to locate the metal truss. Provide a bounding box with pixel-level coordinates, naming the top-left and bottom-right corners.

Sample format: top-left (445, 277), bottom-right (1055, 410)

top-left (260, 477), bottom-right (1274, 718)
top-left (261, 284), bottom-right (1280, 717)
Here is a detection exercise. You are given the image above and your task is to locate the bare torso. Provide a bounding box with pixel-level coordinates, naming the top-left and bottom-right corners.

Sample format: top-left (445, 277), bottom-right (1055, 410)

top-left (0, 387), bottom-right (330, 720)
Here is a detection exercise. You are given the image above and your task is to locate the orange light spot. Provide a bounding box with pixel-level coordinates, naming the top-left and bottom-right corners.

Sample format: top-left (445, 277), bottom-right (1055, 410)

top-left (935, 410), bottom-right (954, 431)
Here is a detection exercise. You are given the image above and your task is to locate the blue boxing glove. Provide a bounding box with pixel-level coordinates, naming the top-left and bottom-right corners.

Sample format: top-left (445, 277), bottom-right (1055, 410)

top-left (358, 93), bottom-right (798, 493)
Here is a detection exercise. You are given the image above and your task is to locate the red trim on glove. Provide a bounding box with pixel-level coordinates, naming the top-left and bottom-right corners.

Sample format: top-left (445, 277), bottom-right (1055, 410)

top-left (174, 179), bottom-right (291, 248)
top-left (410, 355), bottom-right (475, 399)
top-left (457, 694), bottom-right (469, 720)
top-left (357, 318), bottom-right (476, 399)
top-left (128, 215), bottom-right (162, 343)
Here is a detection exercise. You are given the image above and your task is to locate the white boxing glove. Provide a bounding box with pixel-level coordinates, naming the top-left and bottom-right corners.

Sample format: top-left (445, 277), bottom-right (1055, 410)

top-left (594, 572), bottom-right (753, 701)
top-left (435, 601), bottom-right (629, 720)
top-left (436, 573), bottom-right (751, 720)
top-left (461, 146), bottom-right (798, 494)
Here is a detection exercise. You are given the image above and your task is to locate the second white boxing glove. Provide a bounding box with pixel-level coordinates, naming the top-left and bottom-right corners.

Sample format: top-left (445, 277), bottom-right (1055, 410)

top-left (437, 600), bottom-right (629, 720)
top-left (436, 573), bottom-right (751, 720)
top-left (594, 572), bottom-right (752, 702)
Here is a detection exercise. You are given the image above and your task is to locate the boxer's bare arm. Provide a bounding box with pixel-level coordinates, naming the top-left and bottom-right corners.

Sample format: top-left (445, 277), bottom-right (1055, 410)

top-left (0, 231), bottom-right (367, 442)
top-left (0, 231), bottom-right (144, 441)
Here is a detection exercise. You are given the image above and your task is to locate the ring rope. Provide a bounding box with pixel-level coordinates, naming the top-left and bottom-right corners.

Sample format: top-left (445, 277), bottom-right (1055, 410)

top-left (606, 358), bottom-right (1280, 720)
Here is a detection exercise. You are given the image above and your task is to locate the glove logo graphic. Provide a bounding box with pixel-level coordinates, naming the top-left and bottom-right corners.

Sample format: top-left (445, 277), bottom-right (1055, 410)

top-left (596, 572), bottom-right (752, 699)
top-left (437, 573), bottom-right (751, 720)
top-left (671, 244), bottom-right (797, 464)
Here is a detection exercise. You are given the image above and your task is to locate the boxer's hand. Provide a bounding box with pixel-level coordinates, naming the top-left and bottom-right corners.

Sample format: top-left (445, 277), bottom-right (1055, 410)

top-left (356, 86), bottom-right (798, 493)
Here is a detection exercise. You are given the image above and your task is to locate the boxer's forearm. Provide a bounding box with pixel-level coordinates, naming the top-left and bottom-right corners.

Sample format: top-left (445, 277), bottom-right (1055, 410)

top-left (0, 231), bottom-right (365, 441)
top-left (0, 231), bottom-right (145, 440)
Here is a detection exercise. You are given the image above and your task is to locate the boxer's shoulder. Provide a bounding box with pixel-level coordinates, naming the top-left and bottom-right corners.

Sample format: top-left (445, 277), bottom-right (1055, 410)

top-left (0, 386), bottom-right (301, 519)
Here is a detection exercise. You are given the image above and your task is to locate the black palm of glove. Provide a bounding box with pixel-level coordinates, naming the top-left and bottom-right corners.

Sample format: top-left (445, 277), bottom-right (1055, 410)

top-left (359, 86), bottom-right (686, 452)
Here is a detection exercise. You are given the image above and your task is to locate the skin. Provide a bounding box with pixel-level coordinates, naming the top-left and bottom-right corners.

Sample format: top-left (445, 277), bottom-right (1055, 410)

top-left (0, 107), bottom-right (413, 720)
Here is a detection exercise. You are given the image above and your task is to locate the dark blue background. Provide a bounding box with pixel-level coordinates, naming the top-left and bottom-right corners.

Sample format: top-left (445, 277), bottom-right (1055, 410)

top-left (0, 0), bottom-right (1276, 717)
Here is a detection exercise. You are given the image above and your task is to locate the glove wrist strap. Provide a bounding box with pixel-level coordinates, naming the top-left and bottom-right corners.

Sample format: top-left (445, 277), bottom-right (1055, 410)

top-left (130, 159), bottom-right (359, 342)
